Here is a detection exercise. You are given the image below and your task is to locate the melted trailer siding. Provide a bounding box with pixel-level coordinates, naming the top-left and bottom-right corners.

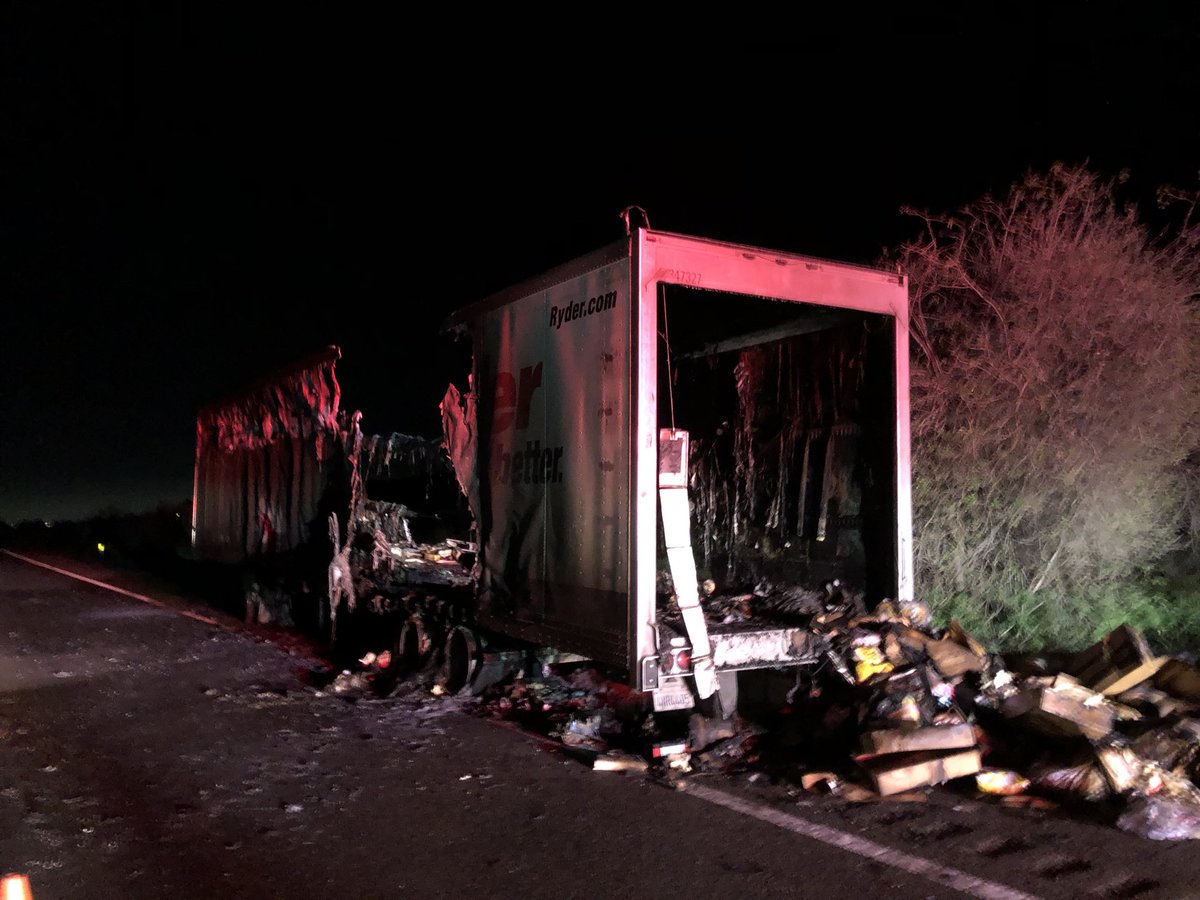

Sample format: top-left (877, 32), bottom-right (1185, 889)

top-left (671, 311), bottom-right (898, 599)
top-left (192, 348), bottom-right (343, 562)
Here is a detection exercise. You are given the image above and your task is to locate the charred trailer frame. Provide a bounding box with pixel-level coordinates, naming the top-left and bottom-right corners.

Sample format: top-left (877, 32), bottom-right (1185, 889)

top-left (446, 228), bottom-right (912, 697)
top-left (190, 346), bottom-right (353, 628)
top-left (190, 345), bottom-right (466, 638)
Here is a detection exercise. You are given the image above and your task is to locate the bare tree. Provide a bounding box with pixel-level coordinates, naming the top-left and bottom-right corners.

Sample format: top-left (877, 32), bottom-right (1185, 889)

top-left (899, 164), bottom-right (1200, 645)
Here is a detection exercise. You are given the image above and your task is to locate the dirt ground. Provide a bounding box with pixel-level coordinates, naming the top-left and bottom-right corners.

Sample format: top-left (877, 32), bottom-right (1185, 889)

top-left (1, 554), bottom-right (1196, 899)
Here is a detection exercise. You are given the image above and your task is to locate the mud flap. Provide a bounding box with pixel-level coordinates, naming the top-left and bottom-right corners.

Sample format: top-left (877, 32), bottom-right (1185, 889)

top-left (659, 428), bottom-right (718, 700)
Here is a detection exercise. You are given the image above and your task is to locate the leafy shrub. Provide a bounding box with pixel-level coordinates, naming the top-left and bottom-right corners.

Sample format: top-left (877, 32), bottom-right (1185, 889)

top-left (899, 165), bottom-right (1200, 647)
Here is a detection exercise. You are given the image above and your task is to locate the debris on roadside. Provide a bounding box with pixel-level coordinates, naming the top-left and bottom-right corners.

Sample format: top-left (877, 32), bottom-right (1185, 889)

top-left (800, 771), bottom-right (840, 793)
top-left (1029, 757), bottom-right (1111, 803)
top-left (763, 603), bottom-right (1200, 836)
top-left (859, 747), bottom-right (982, 796)
top-left (999, 674), bottom-right (1116, 740)
top-left (1066, 625), bottom-right (1166, 696)
top-left (975, 769), bottom-right (1030, 796)
top-left (1118, 795), bottom-right (1200, 841)
top-left (320, 650), bottom-right (397, 700)
top-left (593, 752), bottom-right (649, 774)
top-left (1152, 659), bottom-right (1200, 705)
top-left (859, 723), bottom-right (976, 756)
top-left (355, 571), bottom-right (1200, 843)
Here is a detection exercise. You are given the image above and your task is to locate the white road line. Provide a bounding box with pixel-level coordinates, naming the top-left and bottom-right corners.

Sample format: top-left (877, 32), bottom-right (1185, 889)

top-left (681, 781), bottom-right (1043, 900)
top-left (1, 550), bottom-right (221, 627)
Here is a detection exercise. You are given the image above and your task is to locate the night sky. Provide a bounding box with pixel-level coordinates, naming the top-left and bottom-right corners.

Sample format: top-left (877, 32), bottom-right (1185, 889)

top-left (2, 8), bottom-right (1198, 523)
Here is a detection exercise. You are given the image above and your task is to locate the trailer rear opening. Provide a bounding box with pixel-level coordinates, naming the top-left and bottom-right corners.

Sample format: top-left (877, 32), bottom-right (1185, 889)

top-left (657, 285), bottom-right (899, 604)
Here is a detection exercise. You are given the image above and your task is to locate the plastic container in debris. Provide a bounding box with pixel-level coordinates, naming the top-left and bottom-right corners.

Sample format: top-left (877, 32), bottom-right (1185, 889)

top-left (1118, 796), bottom-right (1200, 841)
top-left (976, 769), bottom-right (1030, 796)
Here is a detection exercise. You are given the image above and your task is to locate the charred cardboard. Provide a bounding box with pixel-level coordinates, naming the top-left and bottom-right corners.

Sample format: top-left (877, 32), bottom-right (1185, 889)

top-left (877, 623), bottom-right (985, 680)
top-left (1067, 625), bottom-right (1167, 696)
top-left (924, 637), bottom-right (986, 680)
top-left (593, 752), bottom-right (649, 774)
top-left (1153, 659), bottom-right (1200, 705)
top-left (1095, 743), bottom-right (1143, 794)
top-left (1001, 682), bottom-right (1114, 740)
top-left (946, 619), bottom-right (988, 658)
top-left (858, 748), bottom-right (982, 796)
top-left (1116, 683), bottom-right (1197, 719)
top-left (859, 723), bottom-right (977, 755)
top-left (1132, 725), bottom-right (1200, 775)
top-left (882, 628), bottom-right (927, 667)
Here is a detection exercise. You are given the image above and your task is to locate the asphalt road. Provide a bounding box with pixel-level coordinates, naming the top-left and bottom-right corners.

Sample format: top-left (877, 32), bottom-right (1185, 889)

top-left (0, 555), bottom-right (1195, 898)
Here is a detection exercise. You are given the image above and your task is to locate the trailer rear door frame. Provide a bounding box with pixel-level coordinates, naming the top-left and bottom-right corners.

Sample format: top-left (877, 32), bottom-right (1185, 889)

top-left (630, 228), bottom-right (912, 689)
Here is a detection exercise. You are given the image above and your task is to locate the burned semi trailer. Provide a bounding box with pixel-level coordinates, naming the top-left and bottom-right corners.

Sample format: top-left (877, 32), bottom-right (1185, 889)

top-left (190, 346), bottom-right (347, 627)
top-left (190, 346), bottom-right (467, 635)
top-left (191, 228), bottom-right (913, 717)
top-left (439, 227), bottom-right (913, 715)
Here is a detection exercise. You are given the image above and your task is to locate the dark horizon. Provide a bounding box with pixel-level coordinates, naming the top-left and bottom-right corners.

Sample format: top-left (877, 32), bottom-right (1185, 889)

top-left (3, 10), bottom-right (1198, 524)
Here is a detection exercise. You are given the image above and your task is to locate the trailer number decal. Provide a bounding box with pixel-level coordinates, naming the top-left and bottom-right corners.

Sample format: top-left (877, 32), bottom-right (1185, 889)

top-left (660, 268), bottom-right (702, 286)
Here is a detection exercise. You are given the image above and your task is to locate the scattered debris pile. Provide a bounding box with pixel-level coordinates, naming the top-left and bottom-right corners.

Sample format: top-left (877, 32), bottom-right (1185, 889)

top-left (318, 572), bottom-right (1200, 842)
top-left (797, 612), bottom-right (1200, 841)
top-left (500, 592), bottom-right (1200, 840)
top-left (655, 572), bottom-right (1200, 842)
top-left (323, 650), bottom-right (396, 697)
top-left (978, 626), bottom-right (1200, 841)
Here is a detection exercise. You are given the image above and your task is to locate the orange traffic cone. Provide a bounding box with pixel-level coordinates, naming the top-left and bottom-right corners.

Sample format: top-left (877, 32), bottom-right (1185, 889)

top-left (1, 874), bottom-right (33, 900)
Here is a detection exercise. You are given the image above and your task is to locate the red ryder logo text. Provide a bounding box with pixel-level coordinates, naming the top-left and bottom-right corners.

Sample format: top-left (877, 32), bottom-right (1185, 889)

top-left (490, 361), bottom-right (564, 486)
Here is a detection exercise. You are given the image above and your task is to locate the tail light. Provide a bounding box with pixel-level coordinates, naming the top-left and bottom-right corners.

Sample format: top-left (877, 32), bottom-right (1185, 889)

top-left (660, 645), bottom-right (693, 675)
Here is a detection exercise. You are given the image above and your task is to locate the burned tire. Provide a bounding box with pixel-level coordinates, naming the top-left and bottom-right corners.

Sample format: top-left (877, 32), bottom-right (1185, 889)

top-left (440, 625), bottom-right (479, 694)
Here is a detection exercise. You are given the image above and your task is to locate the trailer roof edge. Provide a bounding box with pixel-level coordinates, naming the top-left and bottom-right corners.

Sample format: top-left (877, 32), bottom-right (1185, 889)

top-left (443, 237), bottom-right (631, 332)
top-left (197, 344), bottom-right (342, 416)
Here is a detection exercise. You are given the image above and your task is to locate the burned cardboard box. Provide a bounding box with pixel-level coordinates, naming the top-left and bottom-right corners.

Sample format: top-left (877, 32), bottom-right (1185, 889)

top-left (1131, 720), bottom-right (1200, 777)
top-left (1153, 658), bottom-right (1200, 705)
top-left (923, 635), bottom-right (987, 681)
top-left (1068, 625), bottom-right (1167, 696)
top-left (1000, 674), bottom-right (1115, 741)
top-left (857, 747), bottom-right (983, 796)
top-left (861, 666), bottom-right (939, 729)
top-left (859, 722), bottom-right (977, 756)
top-left (1117, 682), bottom-right (1198, 720)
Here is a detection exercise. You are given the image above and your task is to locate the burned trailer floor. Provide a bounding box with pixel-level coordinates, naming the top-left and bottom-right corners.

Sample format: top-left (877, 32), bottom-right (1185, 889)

top-left (654, 584), bottom-right (839, 676)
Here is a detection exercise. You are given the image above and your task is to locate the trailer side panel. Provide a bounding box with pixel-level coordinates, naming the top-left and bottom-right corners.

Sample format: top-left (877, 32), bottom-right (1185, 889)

top-left (474, 257), bottom-right (633, 666)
